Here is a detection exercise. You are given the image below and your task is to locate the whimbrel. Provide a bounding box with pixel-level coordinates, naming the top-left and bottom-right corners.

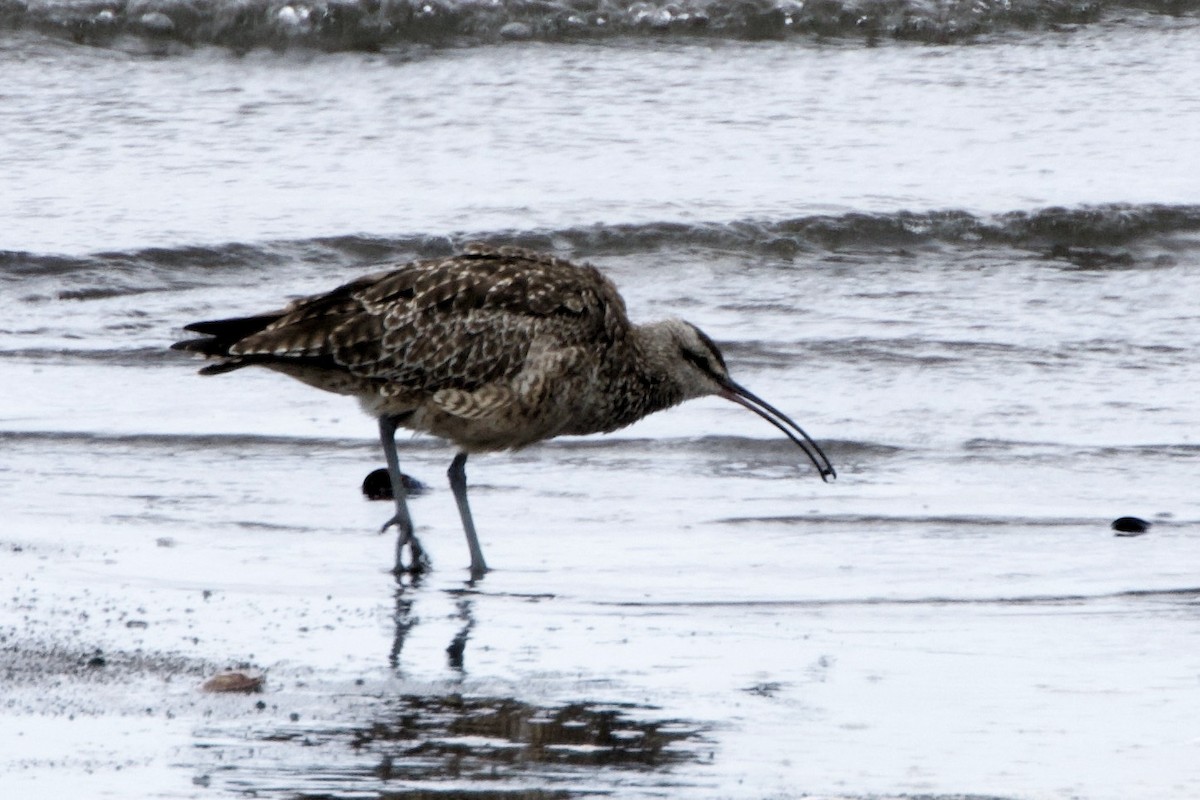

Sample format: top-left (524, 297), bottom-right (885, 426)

top-left (172, 244), bottom-right (835, 578)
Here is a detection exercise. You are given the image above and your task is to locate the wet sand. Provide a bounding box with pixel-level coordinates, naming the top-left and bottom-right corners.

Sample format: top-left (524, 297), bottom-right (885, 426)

top-left (4, 11), bottom-right (1200, 797)
top-left (3, 375), bottom-right (1198, 799)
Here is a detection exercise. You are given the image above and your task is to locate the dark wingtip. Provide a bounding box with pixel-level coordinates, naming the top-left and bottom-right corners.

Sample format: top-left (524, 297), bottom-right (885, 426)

top-left (172, 337), bottom-right (245, 375)
top-left (171, 335), bottom-right (233, 359)
top-left (183, 314), bottom-right (280, 337)
top-left (198, 360), bottom-right (246, 376)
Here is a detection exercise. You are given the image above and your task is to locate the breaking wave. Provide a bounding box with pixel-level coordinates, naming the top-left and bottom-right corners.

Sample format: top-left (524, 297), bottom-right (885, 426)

top-left (4, 203), bottom-right (1199, 288)
top-left (2, 0), bottom-right (1198, 52)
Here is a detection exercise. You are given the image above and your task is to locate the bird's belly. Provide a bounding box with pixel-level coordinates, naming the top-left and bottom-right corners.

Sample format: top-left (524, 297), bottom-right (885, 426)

top-left (397, 404), bottom-right (563, 453)
top-left (267, 364), bottom-right (376, 397)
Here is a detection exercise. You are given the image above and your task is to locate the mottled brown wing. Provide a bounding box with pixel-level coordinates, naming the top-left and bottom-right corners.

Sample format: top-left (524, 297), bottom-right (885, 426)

top-left (228, 245), bottom-right (630, 394)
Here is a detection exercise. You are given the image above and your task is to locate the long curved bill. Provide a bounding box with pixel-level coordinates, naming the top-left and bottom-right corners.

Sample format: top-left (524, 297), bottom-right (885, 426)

top-left (719, 380), bottom-right (837, 482)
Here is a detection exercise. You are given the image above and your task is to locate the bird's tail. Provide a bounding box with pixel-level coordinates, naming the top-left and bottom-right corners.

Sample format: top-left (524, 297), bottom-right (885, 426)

top-left (170, 313), bottom-right (282, 374)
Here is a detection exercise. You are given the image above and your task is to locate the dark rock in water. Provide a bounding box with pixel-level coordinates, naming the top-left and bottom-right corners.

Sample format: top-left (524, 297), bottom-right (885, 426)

top-left (362, 468), bottom-right (390, 500)
top-left (362, 468), bottom-right (427, 500)
top-left (1111, 516), bottom-right (1150, 536)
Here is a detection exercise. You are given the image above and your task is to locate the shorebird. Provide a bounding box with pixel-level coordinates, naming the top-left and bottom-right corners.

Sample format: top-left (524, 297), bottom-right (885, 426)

top-left (172, 244), bottom-right (835, 578)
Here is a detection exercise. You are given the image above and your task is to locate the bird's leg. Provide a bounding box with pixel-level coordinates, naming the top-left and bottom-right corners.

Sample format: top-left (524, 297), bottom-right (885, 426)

top-left (448, 452), bottom-right (489, 579)
top-left (378, 415), bottom-right (430, 575)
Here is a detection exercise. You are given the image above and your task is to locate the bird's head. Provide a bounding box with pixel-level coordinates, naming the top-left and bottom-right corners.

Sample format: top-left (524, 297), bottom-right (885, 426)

top-left (645, 318), bottom-right (837, 483)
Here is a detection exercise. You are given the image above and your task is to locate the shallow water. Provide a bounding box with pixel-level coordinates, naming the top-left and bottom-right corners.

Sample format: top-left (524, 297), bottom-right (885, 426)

top-left (4, 19), bottom-right (1200, 253)
top-left (5, 236), bottom-right (1200, 800)
top-left (3, 5), bottom-right (1200, 799)
top-left (3, 426), bottom-right (1200, 798)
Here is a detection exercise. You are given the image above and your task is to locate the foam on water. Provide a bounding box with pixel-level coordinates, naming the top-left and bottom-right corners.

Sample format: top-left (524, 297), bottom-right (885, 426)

top-left (5, 0), bottom-right (1197, 51)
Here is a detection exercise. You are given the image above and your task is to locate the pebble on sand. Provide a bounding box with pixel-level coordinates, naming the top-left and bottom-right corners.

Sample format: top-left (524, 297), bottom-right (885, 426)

top-left (1111, 516), bottom-right (1150, 536)
top-left (361, 468), bottom-right (428, 501)
top-left (202, 670), bottom-right (265, 693)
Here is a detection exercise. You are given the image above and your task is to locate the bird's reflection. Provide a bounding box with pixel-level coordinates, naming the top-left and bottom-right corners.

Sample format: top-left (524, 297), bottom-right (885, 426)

top-left (389, 572), bottom-right (478, 674)
top-left (388, 572), bottom-right (422, 670)
top-left (194, 574), bottom-right (708, 796)
top-left (198, 692), bottom-right (705, 795)
top-left (445, 594), bottom-right (475, 672)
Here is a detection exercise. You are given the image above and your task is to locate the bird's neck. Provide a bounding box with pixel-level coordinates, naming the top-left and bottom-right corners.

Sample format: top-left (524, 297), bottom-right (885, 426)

top-left (552, 322), bottom-right (688, 437)
top-left (614, 321), bottom-right (691, 419)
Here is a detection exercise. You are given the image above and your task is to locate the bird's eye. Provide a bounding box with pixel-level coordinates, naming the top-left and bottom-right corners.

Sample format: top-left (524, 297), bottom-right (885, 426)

top-left (680, 348), bottom-right (713, 374)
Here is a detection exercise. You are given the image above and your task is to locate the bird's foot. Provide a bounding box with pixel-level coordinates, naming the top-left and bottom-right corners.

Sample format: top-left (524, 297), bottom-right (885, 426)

top-left (405, 537), bottom-right (432, 574)
top-left (382, 516), bottom-right (432, 575)
top-left (390, 538), bottom-right (432, 576)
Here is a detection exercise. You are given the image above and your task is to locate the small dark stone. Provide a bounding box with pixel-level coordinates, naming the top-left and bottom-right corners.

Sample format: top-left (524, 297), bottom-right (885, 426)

top-left (202, 670), bottom-right (264, 693)
top-left (362, 468), bottom-right (427, 500)
top-left (1111, 516), bottom-right (1150, 536)
top-left (361, 468), bottom-right (390, 499)
top-left (86, 655), bottom-right (106, 668)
